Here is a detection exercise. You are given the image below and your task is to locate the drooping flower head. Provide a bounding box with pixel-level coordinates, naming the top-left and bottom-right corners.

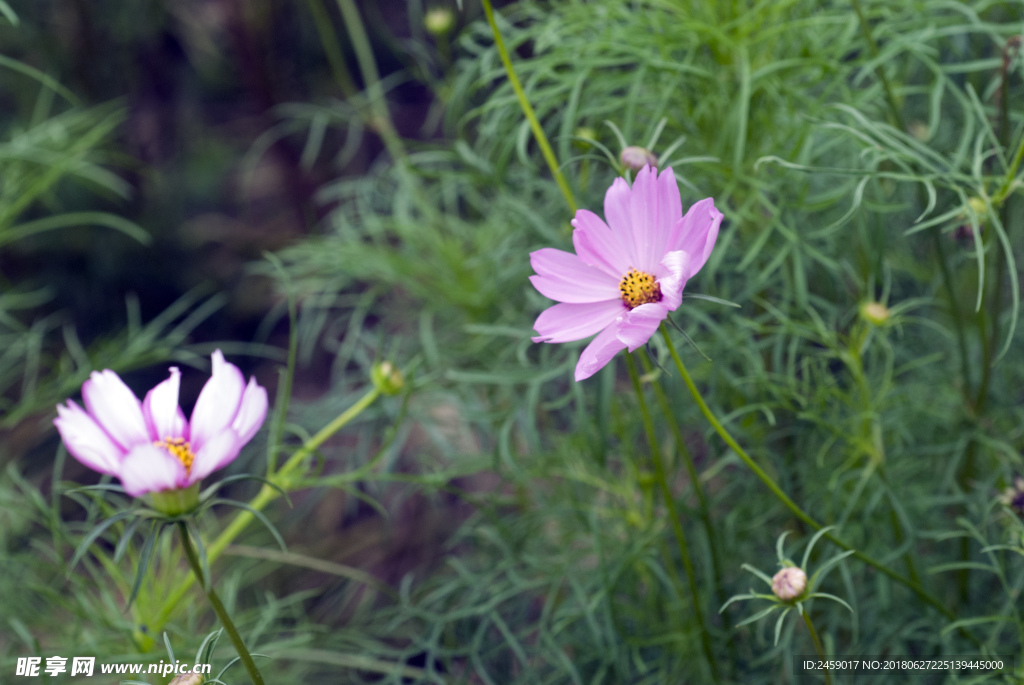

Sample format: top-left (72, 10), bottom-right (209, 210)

top-left (54, 350), bottom-right (268, 499)
top-left (530, 166), bottom-right (723, 381)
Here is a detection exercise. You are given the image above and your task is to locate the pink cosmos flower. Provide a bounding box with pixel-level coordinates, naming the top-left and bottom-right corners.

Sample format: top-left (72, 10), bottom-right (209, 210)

top-left (530, 166), bottom-right (723, 381)
top-left (54, 350), bottom-right (268, 497)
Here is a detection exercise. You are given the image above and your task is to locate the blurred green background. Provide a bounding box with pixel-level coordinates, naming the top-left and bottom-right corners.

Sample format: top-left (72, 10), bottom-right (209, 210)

top-left (3, 0), bottom-right (1024, 682)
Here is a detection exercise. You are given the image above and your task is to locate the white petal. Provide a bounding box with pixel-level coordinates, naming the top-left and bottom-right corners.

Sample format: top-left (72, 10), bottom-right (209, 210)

top-left (119, 444), bottom-right (188, 497)
top-left (188, 430), bottom-right (241, 484)
top-left (231, 377), bottom-right (268, 446)
top-left (189, 350), bottom-right (245, 452)
top-left (143, 367), bottom-right (187, 441)
top-left (81, 370), bottom-right (150, 450)
top-left (54, 400), bottom-right (125, 475)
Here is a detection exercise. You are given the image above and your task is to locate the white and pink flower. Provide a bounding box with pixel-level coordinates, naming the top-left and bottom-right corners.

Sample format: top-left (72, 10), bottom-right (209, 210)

top-left (54, 350), bottom-right (268, 498)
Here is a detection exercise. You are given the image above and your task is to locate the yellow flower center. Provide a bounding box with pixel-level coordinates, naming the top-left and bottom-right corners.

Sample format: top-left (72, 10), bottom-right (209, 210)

top-left (619, 268), bottom-right (662, 310)
top-left (155, 436), bottom-right (195, 475)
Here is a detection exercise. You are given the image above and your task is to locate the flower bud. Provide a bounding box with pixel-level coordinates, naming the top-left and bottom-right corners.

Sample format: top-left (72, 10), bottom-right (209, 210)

top-left (859, 301), bottom-right (891, 327)
top-left (967, 196), bottom-right (988, 220)
top-left (371, 361), bottom-right (405, 396)
top-left (169, 674), bottom-right (204, 685)
top-left (620, 146), bottom-right (658, 170)
top-left (771, 566), bottom-right (807, 601)
top-left (424, 8), bottom-right (455, 36)
top-left (574, 126), bottom-right (597, 150)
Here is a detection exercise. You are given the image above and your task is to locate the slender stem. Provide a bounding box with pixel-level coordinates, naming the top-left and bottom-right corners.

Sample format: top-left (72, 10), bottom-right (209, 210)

top-left (334, 0), bottom-right (407, 162)
top-left (801, 609), bottom-right (832, 685)
top-left (177, 522), bottom-right (265, 685)
top-left (849, 0), bottom-right (904, 130)
top-left (480, 0), bottom-right (577, 214)
top-left (150, 387), bottom-right (382, 633)
top-left (659, 325), bottom-right (956, 621)
top-left (625, 353), bottom-right (719, 683)
top-left (846, 338), bottom-right (922, 585)
top-left (305, 0), bottom-right (358, 98)
top-left (997, 35), bottom-right (1024, 201)
top-left (638, 354), bottom-right (732, 625)
top-left (852, 0), bottom-right (973, 403)
top-left (933, 231), bottom-right (973, 399)
top-left (852, 0), bottom-right (974, 408)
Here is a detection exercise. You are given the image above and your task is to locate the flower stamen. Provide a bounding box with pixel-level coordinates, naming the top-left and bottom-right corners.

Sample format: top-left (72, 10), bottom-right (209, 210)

top-left (619, 268), bottom-right (662, 310)
top-left (156, 436), bottom-right (195, 475)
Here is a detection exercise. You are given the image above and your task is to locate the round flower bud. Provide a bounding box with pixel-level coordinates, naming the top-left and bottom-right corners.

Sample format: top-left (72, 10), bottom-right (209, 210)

top-left (771, 566), bottom-right (807, 601)
top-left (424, 8), bottom-right (455, 36)
top-left (620, 146), bottom-right (658, 171)
top-left (859, 301), bottom-right (891, 327)
top-left (169, 674), bottom-right (204, 685)
top-left (371, 361), bottom-right (405, 396)
top-left (967, 196), bottom-right (988, 220)
top-left (908, 120), bottom-right (930, 141)
top-left (574, 126), bottom-right (597, 150)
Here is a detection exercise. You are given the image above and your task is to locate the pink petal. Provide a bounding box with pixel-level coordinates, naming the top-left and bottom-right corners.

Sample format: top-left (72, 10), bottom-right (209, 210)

top-left (629, 166), bottom-right (678, 273)
top-left (575, 321), bottom-right (628, 381)
top-left (529, 248), bottom-right (620, 303)
top-left (657, 167), bottom-right (682, 251)
top-left (532, 300), bottom-right (624, 344)
top-left (142, 367), bottom-right (187, 442)
top-left (603, 177), bottom-right (635, 257)
top-left (82, 370), bottom-right (151, 451)
top-left (665, 198), bottom-right (723, 276)
top-left (188, 429), bottom-right (241, 483)
top-left (119, 444), bottom-right (188, 497)
top-left (571, 209), bottom-right (631, 277)
top-left (617, 302), bottom-right (670, 352)
top-left (654, 250), bottom-right (693, 311)
top-left (189, 350), bottom-right (245, 452)
top-left (231, 377), bottom-right (268, 446)
top-left (54, 400), bottom-right (125, 475)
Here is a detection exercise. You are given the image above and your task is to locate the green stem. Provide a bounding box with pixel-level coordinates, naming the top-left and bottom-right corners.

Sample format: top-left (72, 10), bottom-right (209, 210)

top-left (846, 337), bottom-right (922, 586)
top-left (849, 0), bottom-right (904, 130)
top-left (334, 0), bottom-right (407, 162)
top-left (177, 522), bottom-right (265, 685)
top-left (659, 325), bottom-right (955, 621)
top-left (480, 0), bottom-right (577, 214)
top-left (150, 386), bottom-right (382, 633)
top-left (801, 609), bottom-right (832, 685)
top-left (638, 354), bottom-right (732, 627)
top-left (932, 231), bottom-right (973, 400)
top-left (305, 0), bottom-right (358, 98)
top-left (626, 353), bottom-right (719, 683)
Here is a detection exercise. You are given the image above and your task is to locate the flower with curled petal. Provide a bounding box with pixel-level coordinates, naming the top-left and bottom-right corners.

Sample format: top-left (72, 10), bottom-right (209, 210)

top-left (54, 350), bottom-right (267, 501)
top-left (530, 165), bottom-right (723, 381)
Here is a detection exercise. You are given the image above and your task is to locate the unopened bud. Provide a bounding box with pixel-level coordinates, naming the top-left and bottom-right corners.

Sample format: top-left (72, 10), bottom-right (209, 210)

top-left (168, 674), bottom-right (204, 685)
top-left (771, 566), bottom-right (807, 601)
top-left (424, 8), bottom-right (455, 36)
top-left (371, 361), bottom-right (405, 396)
top-left (620, 146), bottom-right (657, 170)
top-left (574, 126), bottom-right (597, 150)
top-left (860, 301), bottom-right (891, 326)
top-left (967, 196), bottom-right (988, 221)
top-left (908, 120), bottom-right (930, 141)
